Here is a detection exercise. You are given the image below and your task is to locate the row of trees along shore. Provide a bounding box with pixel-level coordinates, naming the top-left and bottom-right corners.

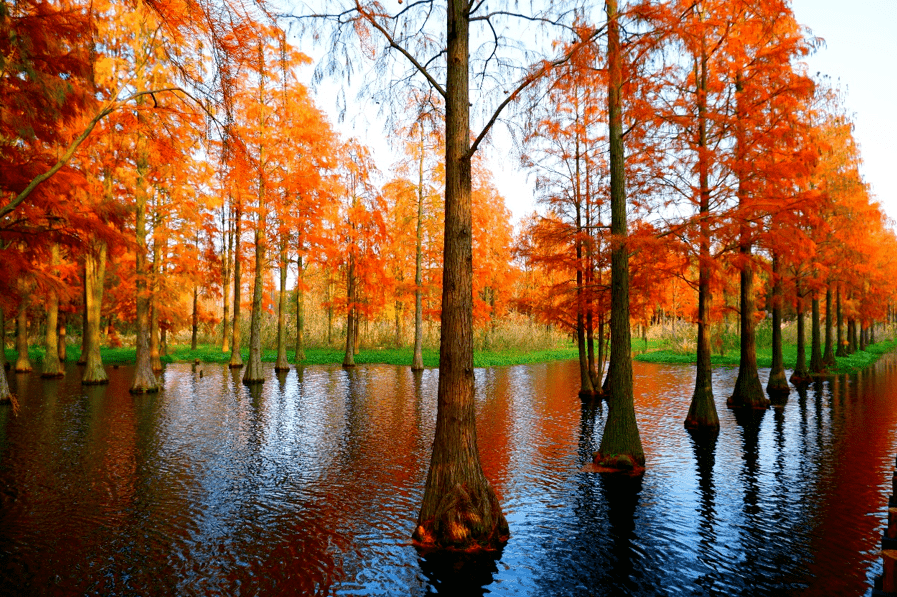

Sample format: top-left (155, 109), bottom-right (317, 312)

top-left (3, 0), bottom-right (896, 551)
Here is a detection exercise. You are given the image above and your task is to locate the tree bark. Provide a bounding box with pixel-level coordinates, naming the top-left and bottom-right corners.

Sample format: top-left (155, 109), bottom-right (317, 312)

top-left (15, 299), bottom-right (31, 373)
top-left (78, 269), bottom-right (88, 365)
top-left (859, 321), bottom-right (866, 351)
top-left (242, 191), bottom-right (266, 384)
top-left (222, 202), bottom-right (232, 353)
top-left (229, 206), bottom-right (243, 368)
top-left (790, 286), bottom-right (809, 384)
top-left (57, 310), bottom-right (66, 362)
top-left (412, 126), bottom-right (426, 371)
top-left (275, 243), bottom-right (290, 372)
top-left (836, 286), bottom-right (846, 357)
top-left (343, 255), bottom-right (357, 367)
top-left (809, 294), bottom-right (824, 374)
top-left (82, 241), bottom-right (108, 385)
top-left (848, 317), bottom-right (857, 353)
top-left (0, 305), bottom-right (7, 370)
top-left (766, 254), bottom-right (789, 398)
top-left (42, 244), bottom-right (65, 378)
top-left (685, 43), bottom-right (718, 431)
top-left (150, 238), bottom-right (163, 372)
top-left (0, 359), bottom-right (9, 402)
top-left (413, 0), bottom-right (508, 550)
top-left (131, 155), bottom-right (157, 392)
top-left (594, 0), bottom-right (645, 470)
top-left (294, 254), bottom-right (305, 363)
top-left (191, 285), bottom-right (199, 350)
top-left (822, 285), bottom-right (835, 366)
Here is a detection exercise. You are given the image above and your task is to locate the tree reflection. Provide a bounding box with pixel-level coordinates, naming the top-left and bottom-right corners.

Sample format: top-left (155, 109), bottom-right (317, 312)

top-left (417, 548), bottom-right (504, 595)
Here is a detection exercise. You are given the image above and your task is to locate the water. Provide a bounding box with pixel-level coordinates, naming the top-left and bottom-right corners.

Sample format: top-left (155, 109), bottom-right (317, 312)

top-left (2, 355), bottom-right (897, 596)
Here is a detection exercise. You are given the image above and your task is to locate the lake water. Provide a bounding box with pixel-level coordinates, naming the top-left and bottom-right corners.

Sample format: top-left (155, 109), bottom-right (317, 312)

top-left (2, 355), bottom-right (897, 596)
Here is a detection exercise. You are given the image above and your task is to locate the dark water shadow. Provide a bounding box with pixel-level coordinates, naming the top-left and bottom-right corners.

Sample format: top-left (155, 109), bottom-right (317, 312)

top-left (417, 547), bottom-right (504, 596)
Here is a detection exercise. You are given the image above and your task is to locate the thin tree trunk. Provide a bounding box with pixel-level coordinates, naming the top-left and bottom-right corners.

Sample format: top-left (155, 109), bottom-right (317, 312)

top-left (0, 358), bottom-right (9, 402)
top-left (0, 305), bottom-right (7, 370)
top-left (413, 0), bottom-right (508, 550)
top-left (790, 286), bottom-right (809, 384)
top-left (82, 241), bottom-right (108, 385)
top-left (229, 206), bottom-right (243, 368)
top-left (275, 243), bottom-right (290, 372)
top-left (595, 0), bottom-right (645, 469)
top-left (57, 311), bottom-right (66, 362)
top-left (343, 256), bottom-right (356, 367)
top-left (150, 237), bottom-right (163, 372)
top-left (848, 317), bottom-right (857, 353)
top-left (859, 321), bottom-right (866, 351)
top-left (836, 286), bottom-right (846, 357)
top-left (78, 268), bottom-right (88, 365)
top-left (15, 299), bottom-right (31, 373)
top-left (685, 45), bottom-right (718, 430)
top-left (822, 285), bottom-right (835, 366)
top-left (222, 202), bottom-right (232, 352)
top-left (412, 125), bottom-right (426, 371)
top-left (294, 254), bottom-right (305, 363)
top-left (42, 244), bottom-right (64, 378)
top-left (242, 195), bottom-right (266, 384)
top-left (766, 254), bottom-right (789, 397)
top-left (809, 294), bottom-right (824, 374)
top-left (191, 285), bottom-right (199, 350)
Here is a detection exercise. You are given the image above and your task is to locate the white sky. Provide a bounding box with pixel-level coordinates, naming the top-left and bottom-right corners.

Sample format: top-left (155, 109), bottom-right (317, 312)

top-left (304, 1), bottom-right (897, 225)
top-left (792, 0), bottom-right (897, 222)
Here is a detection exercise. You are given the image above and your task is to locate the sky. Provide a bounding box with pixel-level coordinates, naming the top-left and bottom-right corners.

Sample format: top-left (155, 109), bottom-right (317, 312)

top-left (307, 1), bottom-right (897, 225)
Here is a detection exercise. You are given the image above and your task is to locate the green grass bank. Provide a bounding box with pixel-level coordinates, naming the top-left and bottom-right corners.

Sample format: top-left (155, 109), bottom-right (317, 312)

top-left (634, 337), bottom-right (897, 375)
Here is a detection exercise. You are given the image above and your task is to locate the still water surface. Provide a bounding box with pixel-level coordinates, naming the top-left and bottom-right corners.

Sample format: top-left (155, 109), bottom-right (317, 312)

top-left (2, 355), bottom-right (897, 595)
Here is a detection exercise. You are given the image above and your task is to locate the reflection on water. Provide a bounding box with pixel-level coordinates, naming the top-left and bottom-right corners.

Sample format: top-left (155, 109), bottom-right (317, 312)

top-left (2, 355), bottom-right (897, 595)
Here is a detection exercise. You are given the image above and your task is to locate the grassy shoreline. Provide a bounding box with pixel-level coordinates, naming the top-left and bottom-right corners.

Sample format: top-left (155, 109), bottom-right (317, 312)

top-left (6, 338), bottom-right (895, 374)
top-left (4, 344), bottom-right (581, 369)
top-left (634, 338), bottom-right (897, 375)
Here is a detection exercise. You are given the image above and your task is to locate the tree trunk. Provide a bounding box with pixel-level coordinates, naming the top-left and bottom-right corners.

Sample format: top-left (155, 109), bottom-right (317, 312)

top-left (275, 243), bottom-right (290, 372)
top-left (836, 286), bottom-right (846, 357)
top-left (595, 0), bottom-right (645, 470)
top-left (766, 254), bottom-right (789, 398)
top-left (222, 203), bottom-right (232, 353)
top-left (0, 305), bottom-right (7, 370)
top-left (413, 0), bottom-right (508, 550)
top-left (822, 285), bottom-right (835, 366)
top-left (412, 126), bottom-right (426, 371)
top-left (684, 42), bottom-right (718, 431)
top-left (191, 285), bottom-right (199, 350)
top-left (727, 236), bottom-right (767, 408)
top-left (0, 359), bottom-right (9, 402)
top-left (57, 311), bottom-right (66, 362)
top-left (78, 270), bottom-right (88, 365)
top-left (859, 321), bottom-right (866, 351)
top-left (15, 299), bottom-right (31, 373)
top-left (82, 241), bottom-right (108, 385)
top-left (343, 256), bottom-right (357, 367)
top-left (131, 150), bottom-right (158, 392)
top-left (809, 295), bottom-right (824, 374)
top-left (42, 245), bottom-right (65, 378)
top-left (848, 318), bottom-right (857, 353)
top-left (294, 254), bottom-right (305, 363)
top-left (790, 287), bottom-right (809, 384)
top-left (149, 250), bottom-right (162, 372)
top-left (575, 201), bottom-right (594, 398)
top-left (242, 198), bottom-right (266, 384)
top-left (229, 206), bottom-right (243, 368)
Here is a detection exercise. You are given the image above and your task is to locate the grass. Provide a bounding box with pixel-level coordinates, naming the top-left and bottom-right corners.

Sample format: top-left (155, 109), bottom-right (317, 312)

top-left (635, 337), bottom-right (897, 375)
top-left (4, 343), bottom-right (581, 369)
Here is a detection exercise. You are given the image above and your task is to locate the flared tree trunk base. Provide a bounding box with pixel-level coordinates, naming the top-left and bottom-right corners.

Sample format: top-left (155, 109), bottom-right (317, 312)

top-left (578, 389), bottom-right (598, 400)
top-left (685, 384), bottom-right (719, 431)
top-left (274, 362), bottom-right (290, 373)
top-left (40, 369), bottom-right (65, 379)
top-left (15, 359), bottom-right (32, 374)
top-left (82, 375), bottom-right (109, 386)
top-left (589, 452), bottom-right (646, 476)
top-left (766, 372), bottom-right (790, 398)
top-left (243, 359), bottom-right (264, 385)
top-left (412, 482), bottom-right (509, 552)
top-left (0, 366), bottom-right (10, 401)
top-left (789, 370), bottom-right (812, 386)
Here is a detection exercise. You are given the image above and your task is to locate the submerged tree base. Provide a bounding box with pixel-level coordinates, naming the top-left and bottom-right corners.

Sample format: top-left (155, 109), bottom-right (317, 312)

top-left (412, 482), bottom-right (509, 552)
top-left (588, 452), bottom-right (646, 476)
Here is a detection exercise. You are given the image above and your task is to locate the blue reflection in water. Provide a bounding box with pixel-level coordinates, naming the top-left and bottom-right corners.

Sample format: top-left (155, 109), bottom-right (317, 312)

top-left (1, 355), bottom-right (896, 596)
